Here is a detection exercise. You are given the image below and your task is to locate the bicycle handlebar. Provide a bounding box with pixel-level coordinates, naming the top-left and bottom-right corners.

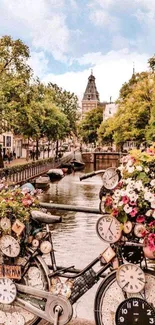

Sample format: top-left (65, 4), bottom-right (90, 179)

top-left (80, 170), bottom-right (105, 181)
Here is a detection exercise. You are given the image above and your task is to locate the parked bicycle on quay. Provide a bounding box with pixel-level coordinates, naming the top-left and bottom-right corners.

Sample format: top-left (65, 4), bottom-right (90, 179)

top-left (0, 147), bottom-right (154, 325)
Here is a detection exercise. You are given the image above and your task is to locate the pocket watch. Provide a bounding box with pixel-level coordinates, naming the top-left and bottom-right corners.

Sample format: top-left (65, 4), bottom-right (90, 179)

top-left (116, 264), bottom-right (145, 293)
top-left (0, 278), bottom-right (17, 304)
top-left (0, 235), bottom-right (20, 257)
top-left (123, 221), bottom-right (133, 234)
top-left (96, 215), bottom-right (122, 243)
top-left (134, 223), bottom-right (146, 238)
top-left (0, 217), bottom-right (11, 231)
top-left (102, 167), bottom-right (120, 190)
top-left (40, 240), bottom-right (52, 254)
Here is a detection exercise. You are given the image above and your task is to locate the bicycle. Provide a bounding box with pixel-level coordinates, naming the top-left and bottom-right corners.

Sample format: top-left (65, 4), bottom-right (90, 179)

top-left (0, 168), bottom-right (154, 325)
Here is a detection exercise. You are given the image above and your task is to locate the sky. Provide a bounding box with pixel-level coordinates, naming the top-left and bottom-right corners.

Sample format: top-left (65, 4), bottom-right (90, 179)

top-left (0, 0), bottom-right (154, 102)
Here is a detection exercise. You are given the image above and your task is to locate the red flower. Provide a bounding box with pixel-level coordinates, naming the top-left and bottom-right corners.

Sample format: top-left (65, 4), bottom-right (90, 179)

top-left (105, 196), bottom-right (113, 207)
top-left (136, 215), bottom-right (145, 223)
top-left (112, 208), bottom-right (119, 216)
top-left (122, 196), bottom-right (129, 204)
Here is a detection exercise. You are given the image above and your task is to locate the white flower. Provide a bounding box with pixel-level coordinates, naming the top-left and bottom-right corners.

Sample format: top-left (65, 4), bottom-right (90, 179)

top-left (127, 159), bottom-right (133, 167)
top-left (144, 167), bottom-right (149, 173)
top-left (124, 204), bottom-right (132, 214)
top-left (128, 192), bottom-right (138, 201)
top-left (135, 180), bottom-right (144, 191)
top-left (125, 178), bottom-right (133, 184)
top-left (150, 179), bottom-right (155, 187)
top-left (146, 209), bottom-right (152, 217)
top-left (114, 189), bottom-right (121, 197)
top-left (151, 200), bottom-right (155, 209)
top-left (118, 201), bottom-right (124, 206)
top-left (144, 191), bottom-right (154, 202)
top-left (136, 165), bottom-right (143, 171)
top-left (127, 166), bottom-right (135, 174)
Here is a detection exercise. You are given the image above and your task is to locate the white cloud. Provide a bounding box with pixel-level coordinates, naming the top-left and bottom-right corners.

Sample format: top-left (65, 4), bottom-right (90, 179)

top-left (89, 9), bottom-right (120, 31)
top-left (42, 49), bottom-right (149, 103)
top-left (1, 0), bottom-right (70, 62)
top-left (28, 51), bottom-right (49, 78)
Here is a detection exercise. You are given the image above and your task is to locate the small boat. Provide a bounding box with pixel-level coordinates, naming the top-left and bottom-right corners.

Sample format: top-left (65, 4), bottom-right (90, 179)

top-left (47, 169), bottom-right (64, 181)
top-left (70, 159), bottom-right (85, 171)
top-left (34, 176), bottom-right (50, 190)
top-left (60, 163), bottom-right (73, 174)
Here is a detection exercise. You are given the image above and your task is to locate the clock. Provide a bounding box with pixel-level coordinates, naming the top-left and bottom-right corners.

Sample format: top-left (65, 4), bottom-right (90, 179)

top-left (0, 217), bottom-right (11, 231)
top-left (12, 312), bottom-right (25, 325)
top-left (40, 240), bottom-right (52, 254)
top-left (116, 264), bottom-right (145, 293)
top-left (121, 245), bottom-right (144, 264)
top-left (4, 314), bottom-right (16, 325)
top-left (115, 297), bottom-right (155, 325)
top-left (0, 235), bottom-right (20, 257)
top-left (0, 278), bottom-right (17, 304)
top-left (32, 239), bottom-right (39, 248)
top-left (134, 223), bottom-right (146, 238)
top-left (123, 221), bottom-right (133, 234)
top-left (96, 215), bottom-right (122, 243)
top-left (102, 167), bottom-right (120, 190)
top-left (101, 246), bottom-right (116, 263)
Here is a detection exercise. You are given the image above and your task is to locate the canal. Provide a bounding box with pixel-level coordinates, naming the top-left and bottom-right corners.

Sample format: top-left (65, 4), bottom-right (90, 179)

top-left (40, 159), bottom-right (119, 321)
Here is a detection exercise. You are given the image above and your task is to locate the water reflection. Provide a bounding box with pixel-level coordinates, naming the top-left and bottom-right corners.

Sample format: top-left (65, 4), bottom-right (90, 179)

top-left (40, 160), bottom-right (118, 320)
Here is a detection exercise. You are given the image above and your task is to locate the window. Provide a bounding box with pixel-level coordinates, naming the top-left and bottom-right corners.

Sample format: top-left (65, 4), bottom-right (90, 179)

top-left (6, 136), bottom-right (11, 147)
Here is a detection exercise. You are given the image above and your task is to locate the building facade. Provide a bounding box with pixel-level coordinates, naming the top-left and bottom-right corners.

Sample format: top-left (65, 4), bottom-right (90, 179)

top-left (82, 71), bottom-right (100, 116)
top-left (103, 103), bottom-right (118, 121)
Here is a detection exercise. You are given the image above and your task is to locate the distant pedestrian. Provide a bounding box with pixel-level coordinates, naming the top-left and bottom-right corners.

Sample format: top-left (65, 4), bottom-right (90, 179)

top-left (13, 150), bottom-right (16, 159)
top-left (6, 150), bottom-right (11, 164)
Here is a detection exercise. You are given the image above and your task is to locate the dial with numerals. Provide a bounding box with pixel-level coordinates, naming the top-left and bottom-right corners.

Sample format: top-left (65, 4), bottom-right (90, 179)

top-left (102, 167), bottom-right (120, 190)
top-left (115, 297), bottom-right (155, 325)
top-left (121, 245), bottom-right (144, 264)
top-left (116, 264), bottom-right (145, 293)
top-left (12, 312), bottom-right (25, 325)
top-left (96, 215), bottom-right (122, 243)
top-left (0, 217), bottom-right (11, 231)
top-left (40, 240), bottom-right (52, 254)
top-left (0, 235), bottom-right (20, 257)
top-left (0, 278), bottom-right (17, 304)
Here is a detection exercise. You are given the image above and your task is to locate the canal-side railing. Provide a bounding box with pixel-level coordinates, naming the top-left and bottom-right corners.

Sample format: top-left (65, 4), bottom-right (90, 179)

top-left (0, 153), bottom-right (73, 185)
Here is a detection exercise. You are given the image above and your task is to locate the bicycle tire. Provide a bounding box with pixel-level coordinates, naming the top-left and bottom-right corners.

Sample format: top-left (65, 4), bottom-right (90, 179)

top-left (94, 268), bottom-right (155, 325)
top-left (0, 255), bottom-right (49, 325)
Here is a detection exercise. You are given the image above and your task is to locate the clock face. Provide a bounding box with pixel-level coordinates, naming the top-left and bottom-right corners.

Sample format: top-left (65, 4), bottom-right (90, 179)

top-left (102, 167), bottom-right (119, 190)
top-left (123, 221), bottom-right (133, 234)
top-left (12, 312), bottom-right (25, 325)
top-left (40, 240), bottom-right (52, 254)
top-left (0, 217), bottom-right (11, 231)
top-left (0, 278), bottom-right (17, 304)
top-left (116, 297), bottom-right (155, 325)
top-left (134, 223), bottom-right (146, 238)
top-left (32, 239), bottom-right (39, 248)
top-left (0, 235), bottom-right (20, 257)
top-left (121, 245), bottom-right (144, 264)
top-left (116, 264), bottom-right (145, 293)
top-left (96, 215), bottom-right (122, 243)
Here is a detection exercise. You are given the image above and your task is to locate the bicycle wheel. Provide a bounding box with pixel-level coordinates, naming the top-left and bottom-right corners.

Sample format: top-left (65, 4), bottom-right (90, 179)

top-left (0, 255), bottom-right (49, 325)
top-left (94, 269), bottom-right (155, 325)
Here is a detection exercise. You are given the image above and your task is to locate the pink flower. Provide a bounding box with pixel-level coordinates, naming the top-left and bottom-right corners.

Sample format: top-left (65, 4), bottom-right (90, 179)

top-left (22, 199), bottom-right (32, 207)
top-left (136, 215), bottom-right (145, 223)
top-left (148, 233), bottom-right (155, 250)
top-left (149, 220), bottom-right (155, 227)
top-left (105, 196), bottom-right (113, 207)
top-left (130, 207), bottom-right (138, 217)
top-left (112, 208), bottom-right (119, 216)
top-left (122, 196), bottom-right (129, 204)
top-left (129, 201), bottom-right (137, 206)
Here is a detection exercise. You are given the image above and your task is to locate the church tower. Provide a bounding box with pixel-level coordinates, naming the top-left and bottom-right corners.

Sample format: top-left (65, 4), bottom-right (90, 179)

top-left (82, 70), bottom-right (100, 116)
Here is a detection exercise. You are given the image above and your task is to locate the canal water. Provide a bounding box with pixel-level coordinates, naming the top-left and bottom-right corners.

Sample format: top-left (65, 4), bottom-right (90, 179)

top-left (40, 159), bottom-right (119, 321)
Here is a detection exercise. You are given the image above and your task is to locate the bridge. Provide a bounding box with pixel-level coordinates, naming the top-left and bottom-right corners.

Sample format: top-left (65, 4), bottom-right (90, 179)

top-left (82, 151), bottom-right (125, 169)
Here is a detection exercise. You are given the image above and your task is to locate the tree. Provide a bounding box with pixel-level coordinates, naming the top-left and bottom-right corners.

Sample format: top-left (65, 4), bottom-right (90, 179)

top-left (47, 83), bottom-right (79, 135)
top-left (78, 105), bottom-right (104, 144)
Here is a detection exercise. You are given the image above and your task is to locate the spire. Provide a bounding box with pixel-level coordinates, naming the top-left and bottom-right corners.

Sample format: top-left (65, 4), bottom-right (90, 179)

top-left (83, 71), bottom-right (100, 101)
top-left (133, 62), bottom-right (135, 75)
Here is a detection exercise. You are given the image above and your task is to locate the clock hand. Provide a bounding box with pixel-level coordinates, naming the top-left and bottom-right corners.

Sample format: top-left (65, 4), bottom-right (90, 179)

top-left (122, 281), bottom-right (129, 289)
top-left (109, 173), bottom-right (118, 180)
top-left (105, 219), bottom-right (113, 235)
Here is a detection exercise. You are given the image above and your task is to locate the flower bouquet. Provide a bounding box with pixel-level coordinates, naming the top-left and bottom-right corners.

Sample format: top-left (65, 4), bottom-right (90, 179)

top-left (102, 146), bottom-right (155, 259)
top-left (0, 182), bottom-right (40, 258)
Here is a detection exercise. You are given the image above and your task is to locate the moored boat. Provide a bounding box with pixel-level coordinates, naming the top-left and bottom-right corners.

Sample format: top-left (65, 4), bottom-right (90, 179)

top-left (47, 168), bottom-right (64, 181)
top-left (70, 159), bottom-right (85, 171)
top-left (34, 176), bottom-right (50, 190)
